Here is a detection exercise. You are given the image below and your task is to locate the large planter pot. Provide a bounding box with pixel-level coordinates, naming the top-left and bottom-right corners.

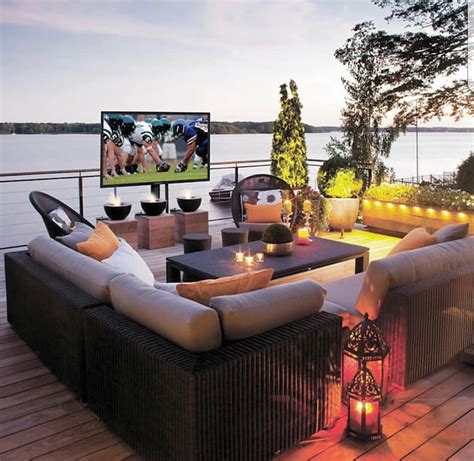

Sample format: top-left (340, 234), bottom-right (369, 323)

top-left (325, 198), bottom-right (360, 231)
top-left (362, 199), bottom-right (474, 236)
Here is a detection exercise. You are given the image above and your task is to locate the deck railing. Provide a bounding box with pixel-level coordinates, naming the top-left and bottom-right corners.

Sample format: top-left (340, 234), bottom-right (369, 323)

top-left (1, 158), bottom-right (331, 250)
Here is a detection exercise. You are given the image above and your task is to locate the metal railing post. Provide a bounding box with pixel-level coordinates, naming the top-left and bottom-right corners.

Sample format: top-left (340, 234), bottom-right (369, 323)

top-left (78, 172), bottom-right (84, 217)
top-left (234, 163), bottom-right (239, 185)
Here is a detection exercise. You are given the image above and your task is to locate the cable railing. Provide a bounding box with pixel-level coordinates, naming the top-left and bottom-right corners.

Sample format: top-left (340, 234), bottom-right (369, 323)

top-left (392, 171), bottom-right (456, 186)
top-left (0, 158), bottom-right (329, 250)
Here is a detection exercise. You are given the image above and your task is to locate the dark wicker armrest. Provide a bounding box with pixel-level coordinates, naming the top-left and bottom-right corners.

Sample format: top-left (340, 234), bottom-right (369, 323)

top-left (377, 264), bottom-right (474, 388)
top-left (85, 306), bottom-right (342, 461)
top-left (5, 251), bottom-right (101, 399)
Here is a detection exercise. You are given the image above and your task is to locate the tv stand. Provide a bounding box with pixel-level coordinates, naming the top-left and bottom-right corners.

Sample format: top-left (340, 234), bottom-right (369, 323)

top-left (151, 183), bottom-right (170, 213)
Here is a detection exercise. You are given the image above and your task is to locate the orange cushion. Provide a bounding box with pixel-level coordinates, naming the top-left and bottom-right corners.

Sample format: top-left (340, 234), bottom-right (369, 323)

top-left (244, 203), bottom-right (282, 224)
top-left (176, 268), bottom-right (274, 306)
top-left (388, 227), bottom-right (437, 256)
top-left (77, 221), bottom-right (120, 261)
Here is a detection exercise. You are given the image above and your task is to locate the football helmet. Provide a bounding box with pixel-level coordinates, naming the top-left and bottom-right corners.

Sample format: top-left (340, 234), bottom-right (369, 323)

top-left (121, 115), bottom-right (136, 137)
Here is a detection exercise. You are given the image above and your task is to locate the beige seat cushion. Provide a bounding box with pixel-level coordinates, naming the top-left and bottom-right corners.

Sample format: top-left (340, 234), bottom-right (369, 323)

top-left (110, 274), bottom-right (222, 352)
top-left (355, 236), bottom-right (474, 320)
top-left (322, 274), bottom-right (365, 328)
top-left (176, 269), bottom-right (273, 306)
top-left (28, 235), bottom-right (122, 304)
top-left (209, 279), bottom-right (326, 341)
top-left (388, 227), bottom-right (436, 256)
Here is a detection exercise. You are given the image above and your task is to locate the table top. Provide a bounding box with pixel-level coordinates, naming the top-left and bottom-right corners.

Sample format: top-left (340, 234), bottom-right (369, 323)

top-left (167, 237), bottom-right (369, 280)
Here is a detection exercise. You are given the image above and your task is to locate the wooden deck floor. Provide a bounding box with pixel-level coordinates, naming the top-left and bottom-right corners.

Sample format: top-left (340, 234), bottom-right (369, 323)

top-left (0, 221), bottom-right (472, 460)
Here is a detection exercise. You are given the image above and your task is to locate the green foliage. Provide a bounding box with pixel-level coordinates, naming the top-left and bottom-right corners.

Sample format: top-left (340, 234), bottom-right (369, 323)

top-left (324, 169), bottom-right (363, 199)
top-left (456, 153), bottom-right (474, 194)
top-left (0, 122), bottom-right (100, 135)
top-left (364, 183), bottom-right (474, 212)
top-left (317, 155), bottom-right (359, 196)
top-left (262, 223), bottom-right (294, 244)
top-left (361, 1), bottom-right (472, 127)
top-left (271, 80), bottom-right (308, 188)
top-left (291, 186), bottom-right (325, 233)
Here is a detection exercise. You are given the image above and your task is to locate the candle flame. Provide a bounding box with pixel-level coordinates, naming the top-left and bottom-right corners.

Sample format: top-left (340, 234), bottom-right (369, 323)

top-left (143, 193), bottom-right (158, 202)
top-left (182, 189), bottom-right (193, 199)
top-left (108, 193), bottom-right (122, 206)
top-left (356, 401), bottom-right (373, 414)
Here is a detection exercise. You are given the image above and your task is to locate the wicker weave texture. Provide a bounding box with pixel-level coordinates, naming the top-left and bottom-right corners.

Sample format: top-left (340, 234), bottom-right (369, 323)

top-left (85, 307), bottom-right (341, 461)
top-left (5, 251), bottom-right (100, 400)
top-left (378, 265), bottom-right (474, 388)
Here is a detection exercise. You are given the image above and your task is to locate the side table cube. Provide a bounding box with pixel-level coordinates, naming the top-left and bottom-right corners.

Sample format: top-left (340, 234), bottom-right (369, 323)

top-left (175, 210), bottom-right (209, 243)
top-left (97, 218), bottom-right (138, 250)
top-left (136, 213), bottom-right (175, 250)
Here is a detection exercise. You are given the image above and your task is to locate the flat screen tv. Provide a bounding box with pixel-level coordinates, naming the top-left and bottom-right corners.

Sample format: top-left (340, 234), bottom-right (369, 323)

top-left (100, 111), bottom-right (210, 188)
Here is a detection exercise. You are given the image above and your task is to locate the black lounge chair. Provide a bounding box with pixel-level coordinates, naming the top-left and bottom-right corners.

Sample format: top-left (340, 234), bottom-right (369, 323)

top-left (29, 191), bottom-right (94, 239)
top-left (231, 174), bottom-right (296, 240)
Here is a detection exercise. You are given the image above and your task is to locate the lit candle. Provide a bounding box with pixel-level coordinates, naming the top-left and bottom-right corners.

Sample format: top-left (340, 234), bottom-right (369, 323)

top-left (303, 199), bottom-right (312, 213)
top-left (255, 252), bottom-right (264, 262)
top-left (235, 251), bottom-right (245, 263)
top-left (244, 254), bottom-right (254, 267)
top-left (297, 227), bottom-right (310, 245)
top-left (283, 200), bottom-right (292, 214)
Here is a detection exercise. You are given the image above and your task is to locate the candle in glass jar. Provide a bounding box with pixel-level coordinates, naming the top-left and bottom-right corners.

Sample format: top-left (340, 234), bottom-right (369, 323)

top-left (297, 227), bottom-right (310, 245)
top-left (283, 200), bottom-right (293, 214)
top-left (303, 199), bottom-right (312, 213)
top-left (255, 252), bottom-right (264, 263)
top-left (244, 255), bottom-right (254, 267)
top-left (235, 251), bottom-right (245, 262)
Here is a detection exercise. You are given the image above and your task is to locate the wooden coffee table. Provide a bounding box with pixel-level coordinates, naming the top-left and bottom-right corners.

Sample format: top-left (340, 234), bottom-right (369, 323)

top-left (166, 237), bottom-right (369, 282)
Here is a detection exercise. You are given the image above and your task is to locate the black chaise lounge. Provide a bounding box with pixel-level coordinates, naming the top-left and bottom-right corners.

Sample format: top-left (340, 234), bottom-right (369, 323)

top-left (29, 190), bottom-right (94, 238)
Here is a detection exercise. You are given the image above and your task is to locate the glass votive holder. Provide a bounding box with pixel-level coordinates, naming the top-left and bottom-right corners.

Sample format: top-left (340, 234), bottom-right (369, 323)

top-left (244, 255), bottom-right (254, 267)
top-left (255, 252), bottom-right (264, 263)
top-left (235, 251), bottom-right (245, 263)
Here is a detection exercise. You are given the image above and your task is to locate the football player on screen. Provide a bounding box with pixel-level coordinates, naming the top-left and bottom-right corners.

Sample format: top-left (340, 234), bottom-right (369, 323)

top-left (102, 114), bottom-right (128, 180)
top-left (121, 116), bottom-right (170, 173)
top-left (172, 118), bottom-right (209, 173)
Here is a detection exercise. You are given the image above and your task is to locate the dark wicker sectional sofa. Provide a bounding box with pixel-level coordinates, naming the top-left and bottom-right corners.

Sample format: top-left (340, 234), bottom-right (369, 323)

top-left (5, 250), bottom-right (342, 461)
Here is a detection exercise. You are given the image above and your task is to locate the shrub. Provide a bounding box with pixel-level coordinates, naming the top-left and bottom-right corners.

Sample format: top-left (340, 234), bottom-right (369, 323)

top-left (364, 183), bottom-right (474, 212)
top-left (317, 155), bottom-right (358, 196)
top-left (291, 186), bottom-right (326, 233)
top-left (324, 169), bottom-right (363, 199)
top-left (262, 223), bottom-right (294, 244)
top-left (456, 153), bottom-right (474, 194)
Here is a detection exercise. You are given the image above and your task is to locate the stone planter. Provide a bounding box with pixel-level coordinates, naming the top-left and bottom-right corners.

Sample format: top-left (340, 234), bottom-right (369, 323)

top-left (362, 199), bottom-right (474, 236)
top-left (325, 198), bottom-right (360, 231)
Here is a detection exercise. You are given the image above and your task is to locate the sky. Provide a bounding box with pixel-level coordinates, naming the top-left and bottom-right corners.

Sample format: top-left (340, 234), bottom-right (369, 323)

top-left (0, 0), bottom-right (471, 127)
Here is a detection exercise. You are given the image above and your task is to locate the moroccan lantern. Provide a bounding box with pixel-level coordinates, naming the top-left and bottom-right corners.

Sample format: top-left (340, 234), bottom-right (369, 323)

top-left (343, 313), bottom-right (389, 404)
top-left (347, 363), bottom-right (383, 441)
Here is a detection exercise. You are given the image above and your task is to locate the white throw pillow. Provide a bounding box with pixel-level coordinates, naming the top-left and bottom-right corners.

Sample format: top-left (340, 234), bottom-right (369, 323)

top-left (102, 239), bottom-right (154, 286)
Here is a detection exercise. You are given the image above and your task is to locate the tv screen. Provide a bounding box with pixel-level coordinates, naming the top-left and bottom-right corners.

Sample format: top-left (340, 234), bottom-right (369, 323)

top-left (101, 111), bottom-right (210, 188)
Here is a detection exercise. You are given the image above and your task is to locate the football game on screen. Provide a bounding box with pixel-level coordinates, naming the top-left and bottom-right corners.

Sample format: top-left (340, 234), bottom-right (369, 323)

top-left (101, 112), bottom-right (210, 187)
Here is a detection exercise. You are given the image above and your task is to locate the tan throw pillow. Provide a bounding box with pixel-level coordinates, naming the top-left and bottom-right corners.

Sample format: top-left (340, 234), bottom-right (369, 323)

top-left (388, 227), bottom-right (437, 256)
top-left (77, 220), bottom-right (120, 261)
top-left (433, 223), bottom-right (469, 243)
top-left (176, 268), bottom-right (274, 306)
top-left (244, 203), bottom-right (282, 223)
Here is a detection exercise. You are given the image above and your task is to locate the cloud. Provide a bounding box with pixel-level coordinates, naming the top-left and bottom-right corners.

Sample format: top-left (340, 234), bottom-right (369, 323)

top-left (0, 0), bottom-right (202, 46)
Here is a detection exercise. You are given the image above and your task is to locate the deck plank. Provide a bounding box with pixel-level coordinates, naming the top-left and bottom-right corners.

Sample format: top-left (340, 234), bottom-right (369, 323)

top-left (448, 440), bottom-right (474, 461)
top-left (404, 410), bottom-right (474, 461)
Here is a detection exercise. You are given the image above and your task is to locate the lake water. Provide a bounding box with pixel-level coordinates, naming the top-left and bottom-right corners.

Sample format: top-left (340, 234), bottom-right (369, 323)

top-left (1, 132), bottom-right (472, 177)
top-left (0, 132), bottom-right (472, 248)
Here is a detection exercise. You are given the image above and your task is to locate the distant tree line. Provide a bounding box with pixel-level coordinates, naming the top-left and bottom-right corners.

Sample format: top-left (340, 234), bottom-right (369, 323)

top-left (0, 122), bottom-right (100, 135)
top-left (0, 122), bottom-right (471, 136)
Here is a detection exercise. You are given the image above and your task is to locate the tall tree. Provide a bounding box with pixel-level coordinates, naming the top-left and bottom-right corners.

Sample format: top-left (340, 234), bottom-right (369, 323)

top-left (329, 22), bottom-right (398, 183)
top-left (367, 0), bottom-right (472, 127)
top-left (271, 80), bottom-right (308, 188)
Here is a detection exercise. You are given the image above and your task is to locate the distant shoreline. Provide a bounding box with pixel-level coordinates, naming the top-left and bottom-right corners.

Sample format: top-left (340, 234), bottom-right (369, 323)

top-left (0, 121), bottom-right (472, 135)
